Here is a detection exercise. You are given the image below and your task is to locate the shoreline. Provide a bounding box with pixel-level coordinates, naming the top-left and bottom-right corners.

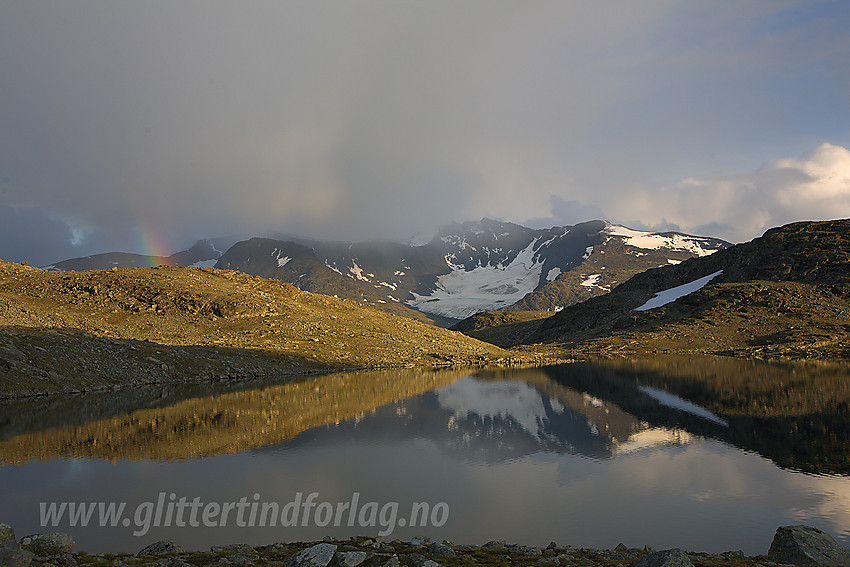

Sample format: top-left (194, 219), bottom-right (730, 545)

top-left (6, 525), bottom-right (850, 567)
top-left (0, 528), bottom-right (798, 567)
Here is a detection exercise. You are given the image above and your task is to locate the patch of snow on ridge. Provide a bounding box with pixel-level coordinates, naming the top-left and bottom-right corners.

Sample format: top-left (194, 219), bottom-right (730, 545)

top-left (638, 386), bottom-right (728, 426)
top-left (582, 246), bottom-right (593, 260)
top-left (605, 224), bottom-right (718, 256)
top-left (546, 267), bottom-right (561, 281)
top-left (635, 270), bottom-right (722, 311)
top-left (406, 238), bottom-right (544, 319)
top-left (581, 274), bottom-right (602, 288)
top-left (324, 261), bottom-right (342, 275)
top-left (277, 256), bottom-right (292, 267)
top-left (349, 261), bottom-right (370, 282)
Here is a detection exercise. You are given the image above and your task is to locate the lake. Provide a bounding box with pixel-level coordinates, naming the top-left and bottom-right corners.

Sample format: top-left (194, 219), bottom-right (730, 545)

top-left (1, 357), bottom-right (849, 555)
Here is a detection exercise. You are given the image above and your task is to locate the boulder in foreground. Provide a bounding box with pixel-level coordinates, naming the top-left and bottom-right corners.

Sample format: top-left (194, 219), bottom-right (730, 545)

top-left (0, 524), bottom-right (33, 567)
top-left (768, 525), bottom-right (850, 565)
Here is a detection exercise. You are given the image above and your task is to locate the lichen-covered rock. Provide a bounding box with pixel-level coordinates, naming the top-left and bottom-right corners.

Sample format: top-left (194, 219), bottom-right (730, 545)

top-left (331, 551), bottom-right (369, 567)
top-left (768, 525), bottom-right (850, 565)
top-left (0, 524), bottom-right (34, 567)
top-left (427, 543), bottom-right (455, 558)
top-left (218, 553), bottom-right (257, 567)
top-left (19, 532), bottom-right (75, 555)
top-left (360, 554), bottom-right (399, 567)
top-left (287, 543), bottom-right (338, 567)
top-left (152, 557), bottom-right (192, 567)
top-left (137, 540), bottom-right (186, 556)
top-left (633, 548), bottom-right (694, 567)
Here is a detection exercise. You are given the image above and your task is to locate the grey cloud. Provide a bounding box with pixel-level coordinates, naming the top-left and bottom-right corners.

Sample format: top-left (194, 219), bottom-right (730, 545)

top-left (0, 206), bottom-right (80, 266)
top-left (525, 197), bottom-right (607, 229)
top-left (1, 1), bottom-right (848, 261)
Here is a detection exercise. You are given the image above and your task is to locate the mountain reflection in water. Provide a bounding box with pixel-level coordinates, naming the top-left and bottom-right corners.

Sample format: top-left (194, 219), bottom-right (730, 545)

top-left (1, 357), bottom-right (850, 554)
top-left (267, 371), bottom-right (694, 464)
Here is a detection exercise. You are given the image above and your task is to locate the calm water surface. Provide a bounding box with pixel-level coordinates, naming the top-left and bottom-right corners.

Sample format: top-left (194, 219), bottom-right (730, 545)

top-left (1, 358), bottom-right (849, 555)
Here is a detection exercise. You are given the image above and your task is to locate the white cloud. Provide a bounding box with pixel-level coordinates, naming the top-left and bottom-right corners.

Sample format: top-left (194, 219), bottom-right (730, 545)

top-left (609, 143), bottom-right (850, 242)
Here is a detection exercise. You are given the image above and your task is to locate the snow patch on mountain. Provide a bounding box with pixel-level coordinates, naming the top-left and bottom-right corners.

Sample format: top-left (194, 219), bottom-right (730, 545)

top-left (605, 224), bottom-right (719, 256)
top-left (406, 239), bottom-right (545, 319)
top-left (277, 256), bottom-right (292, 267)
top-left (546, 267), bottom-right (561, 281)
top-left (635, 270), bottom-right (723, 311)
top-left (349, 261), bottom-right (370, 282)
top-left (322, 261), bottom-right (341, 275)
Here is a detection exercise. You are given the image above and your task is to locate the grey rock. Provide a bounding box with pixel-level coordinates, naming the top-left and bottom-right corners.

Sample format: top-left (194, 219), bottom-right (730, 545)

top-left (427, 543), bottom-right (455, 558)
top-left (408, 537), bottom-right (430, 546)
top-left (287, 543), bottom-right (338, 567)
top-left (768, 525), bottom-right (850, 566)
top-left (361, 554), bottom-right (400, 567)
top-left (153, 558), bottom-right (192, 567)
top-left (332, 551), bottom-right (370, 567)
top-left (19, 532), bottom-right (76, 555)
top-left (137, 540), bottom-right (186, 557)
top-left (55, 552), bottom-right (77, 566)
top-left (407, 556), bottom-right (441, 567)
top-left (633, 549), bottom-right (694, 567)
top-left (219, 553), bottom-right (257, 567)
top-left (0, 524), bottom-right (33, 567)
top-left (614, 543), bottom-right (629, 552)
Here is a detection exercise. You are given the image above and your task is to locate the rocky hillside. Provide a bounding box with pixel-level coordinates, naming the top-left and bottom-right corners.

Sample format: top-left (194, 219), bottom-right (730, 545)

top-left (215, 238), bottom-right (442, 324)
top-left (0, 261), bottom-right (546, 396)
top-left (43, 219), bottom-right (728, 323)
top-left (482, 219), bottom-right (850, 359)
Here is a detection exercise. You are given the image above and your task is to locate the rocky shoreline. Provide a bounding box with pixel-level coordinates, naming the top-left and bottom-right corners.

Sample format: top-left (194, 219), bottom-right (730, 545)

top-left (3, 525), bottom-right (850, 567)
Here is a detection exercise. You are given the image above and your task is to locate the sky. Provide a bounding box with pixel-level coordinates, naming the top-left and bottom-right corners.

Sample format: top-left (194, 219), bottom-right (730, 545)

top-left (1, 1), bottom-right (849, 266)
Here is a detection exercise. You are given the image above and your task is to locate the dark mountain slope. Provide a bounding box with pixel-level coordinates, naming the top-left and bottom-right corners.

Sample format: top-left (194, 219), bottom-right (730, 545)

top-left (531, 219), bottom-right (850, 358)
top-left (455, 220), bottom-right (850, 359)
top-left (214, 238), bottom-right (445, 324)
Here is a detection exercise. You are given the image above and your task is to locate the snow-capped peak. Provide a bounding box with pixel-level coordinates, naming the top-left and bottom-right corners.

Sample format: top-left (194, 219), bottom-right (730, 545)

top-left (604, 223), bottom-right (722, 256)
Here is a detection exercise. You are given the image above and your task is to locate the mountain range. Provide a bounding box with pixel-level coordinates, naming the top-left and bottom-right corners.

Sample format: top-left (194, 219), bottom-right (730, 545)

top-left (43, 219), bottom-right (729, 323)
top-left (458, 219), bottom-right (850, 360)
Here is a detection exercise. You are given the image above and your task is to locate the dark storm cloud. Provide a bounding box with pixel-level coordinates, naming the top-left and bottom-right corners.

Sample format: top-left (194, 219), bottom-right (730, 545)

top-left (1, 1), bottom-right (849, 262)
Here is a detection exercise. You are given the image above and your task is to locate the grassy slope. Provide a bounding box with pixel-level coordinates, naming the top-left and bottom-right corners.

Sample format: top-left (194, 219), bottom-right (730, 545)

top-left (0, 261), bottom-right (553, 396)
